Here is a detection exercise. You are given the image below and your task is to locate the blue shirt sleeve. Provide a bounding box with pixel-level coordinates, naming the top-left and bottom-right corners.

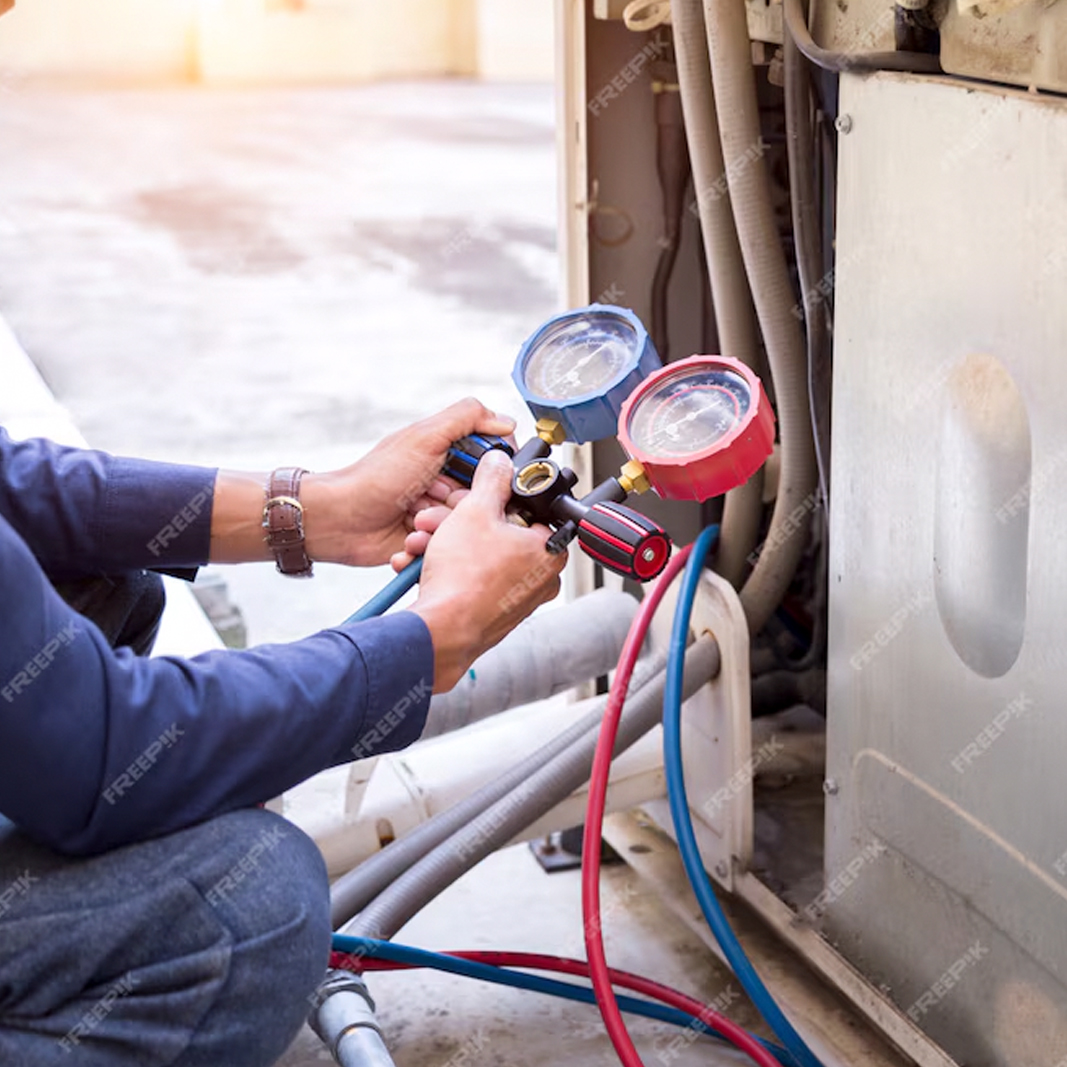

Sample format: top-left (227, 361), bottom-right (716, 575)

top-left (0, 428), bottom-right (217, 579)
top-left (0, 511), bottom-right (435, 855)
top-left (0, 429), bottom-right (437, 855)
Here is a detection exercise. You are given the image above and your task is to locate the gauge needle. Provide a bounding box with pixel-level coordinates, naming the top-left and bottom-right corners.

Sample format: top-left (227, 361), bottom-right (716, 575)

top-left (663, 399), bottom-right (713, 439)
top-left (559, 342), bottom-right (610, 387)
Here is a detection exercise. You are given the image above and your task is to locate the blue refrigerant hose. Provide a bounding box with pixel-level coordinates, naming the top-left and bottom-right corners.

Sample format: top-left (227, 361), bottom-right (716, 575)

top-left (330, 935), bottom-right (791, 1061)
top-left (345, 558), bottom-right (423, 623)
top-left (345, 432), bottom-right (515, 623)
top-left (663, 525), bottom-right (824, 1067)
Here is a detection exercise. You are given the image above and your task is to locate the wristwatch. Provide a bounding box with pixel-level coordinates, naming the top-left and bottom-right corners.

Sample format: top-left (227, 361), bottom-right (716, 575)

top-left (263, 467), bottom-right (313, 577)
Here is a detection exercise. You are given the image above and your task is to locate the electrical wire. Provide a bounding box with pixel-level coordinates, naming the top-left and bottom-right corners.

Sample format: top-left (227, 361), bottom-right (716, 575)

top-left (781, 0), bottom-right (941, 73)
top-left (330, 937), bottom-right (789, 1066)
top-left (649, 52), bottom-right (690, 363)
top-left (784, 1), bottom-right (830, 508)
top-left (581, 545), bottom-right (698, 1067)
top-left (664, 526), bottom-right (824, 1067)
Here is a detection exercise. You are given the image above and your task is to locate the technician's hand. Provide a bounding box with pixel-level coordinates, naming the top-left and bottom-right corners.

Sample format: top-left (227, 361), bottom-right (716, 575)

top-left (302, 398), bottom-right (516, 568)
top-left (409, 450), bottom-right (567, 693)
top-left (390, 488), bottom-right (468, 572)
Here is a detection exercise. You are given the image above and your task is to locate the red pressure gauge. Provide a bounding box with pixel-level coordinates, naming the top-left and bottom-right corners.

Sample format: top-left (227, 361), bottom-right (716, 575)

top-left (616, 356), bottom-right (775, 501)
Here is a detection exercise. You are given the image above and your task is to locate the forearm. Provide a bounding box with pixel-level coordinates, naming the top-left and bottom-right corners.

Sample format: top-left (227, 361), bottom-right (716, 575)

top-left (0, 427), bottom-right (347, 574)
top-left (208, 469), bottom-right (348, 565)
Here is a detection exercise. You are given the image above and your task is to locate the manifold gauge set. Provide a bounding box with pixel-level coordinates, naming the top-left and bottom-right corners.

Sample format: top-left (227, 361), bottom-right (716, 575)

top-left (442, 304), bottom-right (776, 582)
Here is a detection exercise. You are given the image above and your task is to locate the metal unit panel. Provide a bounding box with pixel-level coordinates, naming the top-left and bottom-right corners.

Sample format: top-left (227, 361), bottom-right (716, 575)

top-left (940, 0), bottom-right (1067, 97)
top-left (810, 0), bottom-right (897, 59)
top-left (826, 72), bottom-right (1067, 1067)
top-left (808, 0), bottom-right (1067, 96)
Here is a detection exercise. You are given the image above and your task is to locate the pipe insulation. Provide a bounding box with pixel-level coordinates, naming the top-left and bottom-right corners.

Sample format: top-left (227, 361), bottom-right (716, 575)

top-left (671, 0), bottom-right (765, 590)
top-left (421, 588), bottom-right (638, 740)
top-left (329, 647), bottom-right (671, 930)
top-left (702, 0), bottom-right (819, 634)
top-left (343, 636), bottom-right (720, 941)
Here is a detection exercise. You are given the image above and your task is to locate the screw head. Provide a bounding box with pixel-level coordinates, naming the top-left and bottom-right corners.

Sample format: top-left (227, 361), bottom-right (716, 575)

top-left (834, 114), bottom-right (853, 135)
top-left (714, 861), bottom-right (729, 879)
top-left (824, 778), bottom-right (840, 795)
top-left (641, 546), bottom-right (656, 562)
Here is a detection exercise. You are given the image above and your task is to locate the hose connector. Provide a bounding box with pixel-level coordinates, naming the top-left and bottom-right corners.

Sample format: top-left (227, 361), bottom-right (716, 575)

top-left (309, 969), bottom-right (395, 1067)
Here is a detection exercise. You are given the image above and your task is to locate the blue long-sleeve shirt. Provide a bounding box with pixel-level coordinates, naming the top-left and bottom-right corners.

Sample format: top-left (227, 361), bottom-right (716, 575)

top-left (0, 429), bottom-right (434, 855)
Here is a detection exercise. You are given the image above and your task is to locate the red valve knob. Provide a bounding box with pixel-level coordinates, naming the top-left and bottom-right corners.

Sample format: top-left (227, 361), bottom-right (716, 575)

top-left (577, 502), bottom-right (672, 581)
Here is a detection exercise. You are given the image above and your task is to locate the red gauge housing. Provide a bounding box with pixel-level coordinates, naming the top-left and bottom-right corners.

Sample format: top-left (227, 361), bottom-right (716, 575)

top-left (616, 355), bottom-right (776, 502)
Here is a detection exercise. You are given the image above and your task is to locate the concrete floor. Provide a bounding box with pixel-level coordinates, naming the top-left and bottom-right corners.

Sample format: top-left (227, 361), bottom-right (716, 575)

top-left (0, 79), bottom-right (558, 643)
top-left (0, 80), bottom-right (771, 1065)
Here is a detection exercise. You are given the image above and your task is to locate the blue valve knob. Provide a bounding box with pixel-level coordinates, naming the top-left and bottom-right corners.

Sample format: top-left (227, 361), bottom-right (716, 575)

top-left (443, 434), bottom-right (515, 488)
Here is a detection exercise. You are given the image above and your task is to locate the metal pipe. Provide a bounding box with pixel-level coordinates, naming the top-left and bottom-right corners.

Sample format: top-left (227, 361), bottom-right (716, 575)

top-left (310, 971), bottom-right (395, 1067)
top-left (334, 1028), bottom-right (395, 1067)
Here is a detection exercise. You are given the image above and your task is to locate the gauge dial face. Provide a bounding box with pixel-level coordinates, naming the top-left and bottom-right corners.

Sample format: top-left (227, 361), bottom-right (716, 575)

top-left (522, 314), bottom-right (637, 401)
top-left (626, 365), bottom-right (752, 459)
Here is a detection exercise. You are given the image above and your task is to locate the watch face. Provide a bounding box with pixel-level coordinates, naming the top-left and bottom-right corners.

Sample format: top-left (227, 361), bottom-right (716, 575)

top-left (522, 312), bottom-right (637, 401)
top-left (626, 364), bottom-right (753, 459)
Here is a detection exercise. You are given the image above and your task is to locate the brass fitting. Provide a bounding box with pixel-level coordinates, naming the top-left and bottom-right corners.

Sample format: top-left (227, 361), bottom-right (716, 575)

top-left (535, 418), bottom-right (566, 446)
top-left (515, 460), bottom-right (557, 496)
top-left (618, 460), bottom-right (650, 495)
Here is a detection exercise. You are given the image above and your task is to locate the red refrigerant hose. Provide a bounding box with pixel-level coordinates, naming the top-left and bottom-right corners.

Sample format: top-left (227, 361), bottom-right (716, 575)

top-left (353, 949), bottom-right (778, 1066)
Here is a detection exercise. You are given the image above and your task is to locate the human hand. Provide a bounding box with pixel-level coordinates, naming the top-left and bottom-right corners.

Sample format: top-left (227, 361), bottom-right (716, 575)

top-left (409, 450), bottom-right (567, 692)
top-left (389, 484), bottom-right (469, 573)
top-left (302, 398), bottom-right (515, 568)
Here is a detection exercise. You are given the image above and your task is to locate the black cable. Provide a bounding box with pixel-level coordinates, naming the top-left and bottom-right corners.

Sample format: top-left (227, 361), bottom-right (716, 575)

top-left (784, 4), bottom-right (831, 506)
top-left (650, 76), bottom-right (691, 361)
top-left (782, 0), bottom-right (942, 74)
top-left (781, 0), bottom-right (833, 681)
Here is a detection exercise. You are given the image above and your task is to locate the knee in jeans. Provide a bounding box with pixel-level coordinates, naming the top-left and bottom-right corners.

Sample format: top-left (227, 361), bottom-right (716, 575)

top-left (193, 810), bottom-right (330, 990)
top-left (157, 812), bottom-right (331, 1067)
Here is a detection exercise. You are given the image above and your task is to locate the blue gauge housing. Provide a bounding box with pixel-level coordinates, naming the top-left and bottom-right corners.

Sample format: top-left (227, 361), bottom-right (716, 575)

top-left (512, 304), bottom-right (661, 444)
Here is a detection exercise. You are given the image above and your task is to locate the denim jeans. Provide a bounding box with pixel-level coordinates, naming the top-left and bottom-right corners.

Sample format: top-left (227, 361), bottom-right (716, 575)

top-left (50, 569), bottom-right (168, 657)
top-left (0, 573), bottom-right (332, 1065)
top-left (0, 810), bottom-right (331, 1066)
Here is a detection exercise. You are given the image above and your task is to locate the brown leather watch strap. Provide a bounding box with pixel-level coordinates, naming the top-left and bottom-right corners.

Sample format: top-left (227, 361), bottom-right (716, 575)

top-left (263, 467), bottom-right (313, 577)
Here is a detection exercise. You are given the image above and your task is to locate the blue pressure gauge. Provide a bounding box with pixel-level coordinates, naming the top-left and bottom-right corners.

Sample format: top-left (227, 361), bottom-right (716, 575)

top-left (512, 304), bottom-right (661, 444)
